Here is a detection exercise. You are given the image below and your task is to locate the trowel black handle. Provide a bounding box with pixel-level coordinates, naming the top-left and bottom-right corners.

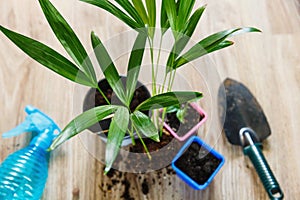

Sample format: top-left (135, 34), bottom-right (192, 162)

top-left (244, 143), bottom-right (284, 200)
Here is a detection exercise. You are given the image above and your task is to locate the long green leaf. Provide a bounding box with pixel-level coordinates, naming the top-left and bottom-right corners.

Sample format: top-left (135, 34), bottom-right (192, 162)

top-left (173, 27), bottom-right (261, 69)
top-left (136, 91), bottom-right (203, 111)
top-left (163, 0), bottom-right (177, 34)
top-left (209, 40), bottom-right (234, 52)
top-left (176, 0), bottom-right (195, 32)
top-left (132, 0), bottom-right (148, 24)
top-left (145, 0), bottom-right (156, 38)
top-left (166, 5), bottom-right (206, 72)
top-left (49, 105), bottom-right (119, 150)
top-left (105, 106), bottom-right (129, 173)
top-left (146, 0), bottom-right (156, 28)
top-left (39, 0), bottom-right (97, 84)
top-left (126, 31), bottom-right (148, 105)
top-left (115, 0), bottom-right (144, 26)
top-left (183, 5), bottom-right (206, 38)
top-left (174, 40), bottom-right (234, 68)
top-left (131, 111), bottom-right (159, 142)
top-left (176, 0), bottom-right (181, 13)
top-left (80, 0), bottom-right (141, 29)
top-left (0, 26), bottom-right (95, 87)
top-left (91, 31), bottom-right (126, 104)
top-left (160, 0), bottom-right (170, 34)
top-left (171, 6), bottom-right (206, 56)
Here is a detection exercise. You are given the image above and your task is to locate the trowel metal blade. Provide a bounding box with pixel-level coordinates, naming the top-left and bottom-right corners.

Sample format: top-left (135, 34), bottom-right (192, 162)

top-left (219, 78), bottom-right (271, 145)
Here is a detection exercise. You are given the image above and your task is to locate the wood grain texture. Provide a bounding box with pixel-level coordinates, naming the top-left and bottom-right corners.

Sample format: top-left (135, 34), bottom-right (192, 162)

top-left (0, 0), bottom-right (299, 199)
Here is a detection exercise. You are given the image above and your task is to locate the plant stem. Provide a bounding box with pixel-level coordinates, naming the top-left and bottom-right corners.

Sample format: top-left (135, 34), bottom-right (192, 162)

top-left (160, 70), bottom-right (169, 94)
top-left (155, 35), bottom-right (163, 93)
top-left (132, 123), bottom-right (151, 159)
top-left (167, 70), bottom-right (174, 92)
top-left (169, 67), bottom-right (177, 90)
top-left (159, 107), bottom-right (167, 137)
top-left (148, 37), bottom-right (156, 96)
top-left (148, 37), bottom-right (158, 127)
top-left (157, 70), bottom-right (170, 135)
top-left (160, 37), bottom-right (179, 133)
top-left (167, 37), bottom-right (178, 92)
top-left (128, 119), bottom-right (136, 145)
top-left (96, 86), bottom-right (110, 105)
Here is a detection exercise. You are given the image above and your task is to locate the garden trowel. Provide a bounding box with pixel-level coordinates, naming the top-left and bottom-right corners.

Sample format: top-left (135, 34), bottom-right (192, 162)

top-left (219, 78), bottom-right (284, 200)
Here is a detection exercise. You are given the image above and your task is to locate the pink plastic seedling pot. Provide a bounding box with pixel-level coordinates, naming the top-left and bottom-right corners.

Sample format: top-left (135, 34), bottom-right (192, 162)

top-left (163, 102), bottom-right (207, 141)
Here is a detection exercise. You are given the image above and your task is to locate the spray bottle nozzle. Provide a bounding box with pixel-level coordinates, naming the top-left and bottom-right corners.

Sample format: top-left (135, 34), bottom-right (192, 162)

top-left (2, 105), bottom-right (60, 149)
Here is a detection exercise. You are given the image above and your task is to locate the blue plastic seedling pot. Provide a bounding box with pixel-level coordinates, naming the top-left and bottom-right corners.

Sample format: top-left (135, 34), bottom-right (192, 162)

top-left (172, 136), bottom-right (225, 190)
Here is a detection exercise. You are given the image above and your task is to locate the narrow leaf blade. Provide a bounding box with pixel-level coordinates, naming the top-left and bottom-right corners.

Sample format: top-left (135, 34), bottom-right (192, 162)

top-left (209, 40), bottom-right (234, 51)
top-left (173, 27), bottom-right (261, 69)
top-left (39, 0), bottom-right (97, 84)
top-left (176, 0), bottom-right (195, 32)
top-left (105, 107), bottom-right (129, 173)
top-left (146, 0), bottom-right (156, 28)
top-left (163, 0), bottom-right (177, 33)
top-left (80, 0), bottom-right (141, 29)
top-left (0, 26), bottom-right (95, 87)
top-left (91, 31), bottom-right (126, 104)
top-left (132, 0), bottom-right (149, 24)
top-left (126, 31), bottom-right (148, 104)
top-left (183, 5), bottom-right (206, 38)
top-left (136, 91), bottom-right (203, 111)
top-left (174, 40), bottom-right (234, 68)
top-left (166, 6), bottom-right (205, 72)
top-left (131, 111), bottom-right (159, 142)
top-left (115, 0), bottom-right (145, 26)
top-left (160, 0), bottom-right (170, 34)
top-left (145, 0), bottom-right (156, 38)
top-left (49, 105), bottom-right (118, 150)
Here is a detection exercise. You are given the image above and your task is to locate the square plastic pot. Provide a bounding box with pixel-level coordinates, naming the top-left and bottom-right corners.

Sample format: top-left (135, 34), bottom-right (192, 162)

top-left (172, 136), bottom-right (225, 190)
top-left (163, 102), bottom-right (207, 141)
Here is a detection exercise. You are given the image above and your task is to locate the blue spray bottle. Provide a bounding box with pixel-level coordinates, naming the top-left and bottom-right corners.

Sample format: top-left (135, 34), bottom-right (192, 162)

top-left (0, 106), bottom-right (60, 200)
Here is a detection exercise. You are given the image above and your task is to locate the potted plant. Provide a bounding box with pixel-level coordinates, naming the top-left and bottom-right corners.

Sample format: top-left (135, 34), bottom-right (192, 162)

top-left (82, 76), bottom-right (152, 146)
top-left (0, 0), bottom-right (260, 177)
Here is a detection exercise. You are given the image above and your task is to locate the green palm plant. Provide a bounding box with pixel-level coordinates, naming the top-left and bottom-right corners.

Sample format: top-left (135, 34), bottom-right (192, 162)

top-left (82, 0), bottom-right (260, 94)
top-left (0, 0), bottom-right (260, 173)
top-left (81, 0), bottom-right (260, 133)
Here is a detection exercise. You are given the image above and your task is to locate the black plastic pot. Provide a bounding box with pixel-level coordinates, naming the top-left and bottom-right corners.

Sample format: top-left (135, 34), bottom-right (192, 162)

top-left (82, 76), bottom-right (151, 142)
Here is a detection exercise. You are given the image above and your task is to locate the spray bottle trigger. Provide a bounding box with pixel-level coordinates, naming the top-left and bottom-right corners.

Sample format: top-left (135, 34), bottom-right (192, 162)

top-left (2, 120), bottom-right (34, 138)
top-left (2, 105), bottom-right (60, 139)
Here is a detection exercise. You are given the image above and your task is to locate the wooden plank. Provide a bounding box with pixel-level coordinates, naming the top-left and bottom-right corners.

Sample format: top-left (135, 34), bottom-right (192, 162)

top-left (0, 0), bottom-right (299, 199)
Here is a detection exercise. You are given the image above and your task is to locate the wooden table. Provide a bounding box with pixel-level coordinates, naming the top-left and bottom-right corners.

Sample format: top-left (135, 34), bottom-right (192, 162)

top-left (0, 0), bottom-right (299, 199)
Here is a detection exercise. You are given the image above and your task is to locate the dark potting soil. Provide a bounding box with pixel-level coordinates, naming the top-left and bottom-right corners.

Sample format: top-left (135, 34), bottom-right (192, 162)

top-left (121, 132), bottom-right (182, 173)
top-left (174, 142), bottom-right (222, 185)
top-left (123, 104), bottom-right (204, 172)
top-left (165, 104), bottom-right (203, 137)
top-left (129, 131), bottom-right (176, 153)
top-left (128, 104), bottom-right (203, 154)
top-left (141, 179), bottom-right (149, 195)
top-left (101, 165), bottom-right (176, 200)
